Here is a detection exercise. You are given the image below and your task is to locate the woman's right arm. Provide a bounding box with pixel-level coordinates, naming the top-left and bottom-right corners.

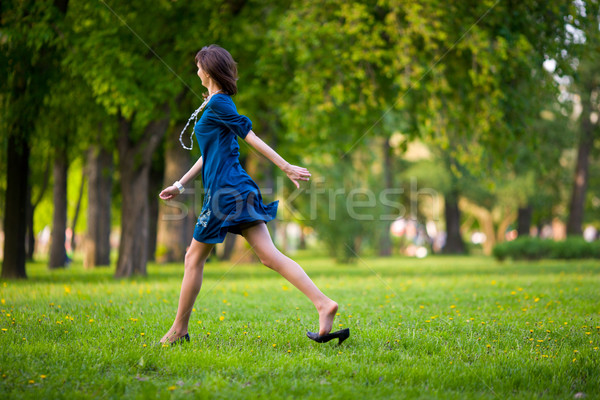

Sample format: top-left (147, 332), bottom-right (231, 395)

top-left (159, 156), bottom-right (203, 200)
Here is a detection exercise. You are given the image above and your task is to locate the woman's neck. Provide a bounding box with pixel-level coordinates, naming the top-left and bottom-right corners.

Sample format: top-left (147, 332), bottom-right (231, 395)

top-left (208, 84), bottom-right (222, 96)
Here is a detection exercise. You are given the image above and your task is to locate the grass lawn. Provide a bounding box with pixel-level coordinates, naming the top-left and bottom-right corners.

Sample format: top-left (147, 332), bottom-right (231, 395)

top-left (0, 253), bottom-right (599, 399)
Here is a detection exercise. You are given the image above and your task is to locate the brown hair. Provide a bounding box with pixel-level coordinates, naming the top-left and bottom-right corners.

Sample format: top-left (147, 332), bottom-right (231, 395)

top-left (195, 44), bottom-right (238, 97)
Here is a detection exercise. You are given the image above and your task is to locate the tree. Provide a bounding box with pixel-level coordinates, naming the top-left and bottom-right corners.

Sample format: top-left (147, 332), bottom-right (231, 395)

top-left (1, 0), bottom-right (69, 279)
top-left (566, 0), bottom-right (600, 235)
top-left (85, 135), bottom-right (114, 268)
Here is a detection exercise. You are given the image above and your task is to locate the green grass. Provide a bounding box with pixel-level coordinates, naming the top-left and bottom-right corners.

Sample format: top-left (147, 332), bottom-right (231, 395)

top-left (1, 254), bottom-right (599, 399)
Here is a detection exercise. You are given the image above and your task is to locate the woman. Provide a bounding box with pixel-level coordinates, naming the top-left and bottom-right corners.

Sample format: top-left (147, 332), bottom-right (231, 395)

top-left (159, 45), bottom-right (349, 345)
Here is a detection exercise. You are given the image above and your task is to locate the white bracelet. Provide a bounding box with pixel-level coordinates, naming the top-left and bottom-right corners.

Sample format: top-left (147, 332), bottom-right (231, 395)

top-left (173, 180), bottom-right (185, 194)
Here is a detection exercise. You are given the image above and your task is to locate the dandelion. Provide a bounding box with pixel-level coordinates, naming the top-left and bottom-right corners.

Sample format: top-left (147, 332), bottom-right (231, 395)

top-left (168, 386), bottom-right (177, 391)
top-left (338, 324), bottom-right (343, 327)
top-left (89, 319), bottom-right (94, 323)
top-left (1, 328), bottom-right (7, 332)
top-left (586, 332), bottom-right (591, 335)
top-left (140, 333), bottom-right (145, 336)
top-left (143, 344), bottom-right (147, 348)
top-left (272, 344), bottom-right (276, 348)
top-left (197, 321), bottom-right (202, 324)
top-left (534, 298), bottom-right (539, 302)
top-left (40, 375), bottom-right (46, 379)
top-left (486, 344), bottom-right (491, 348)
top-left (219, 316), bottom-right (225, 321)
top-left (287, 350), bottom-right (291, 353)
top-left (29, 380), bottom-right (35, 384)
top-left (450, 305), bottom-right (456, 308)
top-left (0, 299), bottom-right (4, 305)
top-left (419, 305), bottom-right (425, 309)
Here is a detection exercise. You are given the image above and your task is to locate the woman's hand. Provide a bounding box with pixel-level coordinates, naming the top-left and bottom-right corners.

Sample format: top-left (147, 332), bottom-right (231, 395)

top-left (283, 163), bottom-right (311, 189)
top-left (159, 185), bottom-right (180, 201)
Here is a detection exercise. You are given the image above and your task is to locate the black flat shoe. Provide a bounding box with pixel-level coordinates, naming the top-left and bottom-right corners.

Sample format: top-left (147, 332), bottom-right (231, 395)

top-left (170, 333), bottom-right (190, 346)
top-left (306, 328), bottom-right (350, 345)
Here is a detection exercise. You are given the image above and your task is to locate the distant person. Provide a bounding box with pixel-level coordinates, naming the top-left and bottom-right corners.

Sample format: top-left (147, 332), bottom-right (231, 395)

top-left (158, 45), bottom-right (348, 345)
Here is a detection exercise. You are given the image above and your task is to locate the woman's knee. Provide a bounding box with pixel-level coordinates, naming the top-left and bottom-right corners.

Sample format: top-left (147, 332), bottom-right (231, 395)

top-left (258, 250), bottom-right (281, 270)
top-left (184, 248), bottom-right (207, 271)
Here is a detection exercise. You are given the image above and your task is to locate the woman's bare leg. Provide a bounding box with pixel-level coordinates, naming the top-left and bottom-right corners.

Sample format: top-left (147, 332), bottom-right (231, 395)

top-left (243, 223), bottom-right (338, 336)
top-left (160, 239), bottom-right (215, 343)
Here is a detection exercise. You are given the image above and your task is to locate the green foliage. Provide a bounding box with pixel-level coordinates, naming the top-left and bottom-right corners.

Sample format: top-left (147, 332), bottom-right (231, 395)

top-left (1, 255), bottom-right (599, 398)
top-left (493, 237), bottom-right (600, 261)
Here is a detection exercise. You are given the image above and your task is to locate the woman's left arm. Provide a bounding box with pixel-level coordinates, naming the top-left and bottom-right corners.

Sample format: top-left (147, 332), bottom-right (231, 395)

top-left (244, 130), bottom-right (311, 189)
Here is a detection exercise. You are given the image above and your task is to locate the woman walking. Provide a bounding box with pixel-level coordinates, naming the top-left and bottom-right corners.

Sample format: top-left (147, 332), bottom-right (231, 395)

top-left (159, 44), bottom-right (349, 345)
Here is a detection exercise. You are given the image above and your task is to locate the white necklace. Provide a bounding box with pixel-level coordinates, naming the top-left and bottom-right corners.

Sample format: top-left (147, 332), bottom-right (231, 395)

top-left (179, 89), bottom-right (222, 150)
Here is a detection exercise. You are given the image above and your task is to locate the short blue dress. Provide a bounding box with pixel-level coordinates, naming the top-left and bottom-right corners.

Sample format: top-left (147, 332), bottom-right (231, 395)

top-left (192, 93), bottom-right (278, 243)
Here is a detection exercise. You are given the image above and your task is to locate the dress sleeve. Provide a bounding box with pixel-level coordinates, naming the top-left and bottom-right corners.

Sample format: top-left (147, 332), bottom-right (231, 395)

top-left (205, 96), bottom-right (253, 139)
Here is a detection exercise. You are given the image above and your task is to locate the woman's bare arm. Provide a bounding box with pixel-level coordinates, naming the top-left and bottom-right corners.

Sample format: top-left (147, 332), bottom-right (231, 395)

top-left (159, 156), bottom-right (203, 200)
top-left (244, 130), bottom-right (310, 188)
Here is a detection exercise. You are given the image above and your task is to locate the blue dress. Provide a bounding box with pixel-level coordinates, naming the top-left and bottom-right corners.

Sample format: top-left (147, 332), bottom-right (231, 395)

top-left (192, 93), bottom-right (278, 243)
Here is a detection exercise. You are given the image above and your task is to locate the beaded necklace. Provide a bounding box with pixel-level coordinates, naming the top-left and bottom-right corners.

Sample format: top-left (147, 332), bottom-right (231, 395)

top-left (179, 89), bottom-right (222, 150)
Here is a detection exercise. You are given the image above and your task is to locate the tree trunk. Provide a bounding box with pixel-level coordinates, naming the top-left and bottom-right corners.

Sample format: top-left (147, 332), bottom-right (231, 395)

top-left (496, 208), bottom-right (517, 243)
top-left (70, 166), bottom-right (86, 252)
top-left (442, 191), bottom-right (466, 254)
top-left (378, 138), bottom-right (393, 256)
top-left (221, 233), bottom-right (237, 261)
top-left (147, 157), bottom-right (163, 262)
top-left (115, 106), bottom-right (170, 277)
top-left (156, 122), bottom-right (194, 263)
top-left (459, 198), bottom-right (495, 255)
top-left (1, 134), bottom-right (30, 279)
top-left (26, 157), bottom-right (51, 260)
top-left (567, 91), bottom-right (595, 236)
top-left (49, 151), bottom-right (68, 269)
top-left (517, 205), bottom-right (532, 237)
top-left (25, 181), bottom-right (35, 260)
top-left (84, 145), bottom-right (113, 268)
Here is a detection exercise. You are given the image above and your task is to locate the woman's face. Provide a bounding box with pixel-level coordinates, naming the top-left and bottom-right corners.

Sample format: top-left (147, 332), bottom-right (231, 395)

top-left (197, 62), bottom-right (210, 88)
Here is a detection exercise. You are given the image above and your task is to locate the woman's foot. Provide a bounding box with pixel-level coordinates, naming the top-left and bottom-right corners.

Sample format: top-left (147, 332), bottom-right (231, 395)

top-left (160, 326), bottom-right (188, 344)
top-left (317, 300), bottom-right (338, 336)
